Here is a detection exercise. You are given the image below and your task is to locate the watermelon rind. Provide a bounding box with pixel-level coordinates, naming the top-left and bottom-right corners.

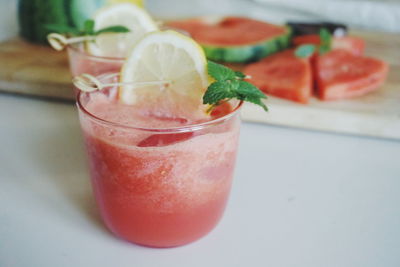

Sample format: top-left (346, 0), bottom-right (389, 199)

top-left (18, 0), bottom-right (72, 44)
top-left (18, 0), bottom-right (106, 44)
top-left (202, 26), bottom-right (292, 63)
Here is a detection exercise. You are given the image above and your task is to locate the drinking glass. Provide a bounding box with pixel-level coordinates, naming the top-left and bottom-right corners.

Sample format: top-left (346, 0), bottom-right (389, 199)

top-left (76, 76), bottom-right (242, 247)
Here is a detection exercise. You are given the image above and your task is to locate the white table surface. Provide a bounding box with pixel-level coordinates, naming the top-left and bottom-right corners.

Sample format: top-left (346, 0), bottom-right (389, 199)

top-left (1, 93), bottom-right (399, 267)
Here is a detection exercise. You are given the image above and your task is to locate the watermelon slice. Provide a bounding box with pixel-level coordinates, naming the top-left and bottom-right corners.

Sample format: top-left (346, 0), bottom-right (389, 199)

top-left (137, 132), bottom-right (194, 147)
top-left (166, 17), bottom-right (292, 63)
top-left (293, 34), bottom-right (365, 56)
top-left (333, 36), bottom-right (365, 56)
top-left (292, 34), bottom-right (321, 46)
top-left (244, 50), bottom-right (312, 104)
top-left (315, 49), bottom-right (389, 101)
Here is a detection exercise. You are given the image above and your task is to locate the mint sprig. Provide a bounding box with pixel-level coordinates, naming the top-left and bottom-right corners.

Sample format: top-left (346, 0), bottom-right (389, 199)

top-left (203, 61), bottom-right (268, 112)
top-left (95, 25), bottom-right (131, 35)
top-left (45, 19), bottom-right (130, 37)
top-left (295, 44), bottom-right (316, 58)
top-left (295, 28), bottom-right (332, 58)
top-left (45, 24), bottom-right (81, 35)
top-left (319, 28), bottom-right (332, 55)
top-left (84, 19), bottom-right (95, 35)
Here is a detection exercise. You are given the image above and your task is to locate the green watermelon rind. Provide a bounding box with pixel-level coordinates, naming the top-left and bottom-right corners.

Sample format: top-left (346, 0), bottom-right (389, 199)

top-left (18, 0), bottom-right (105, 44)
top-left (19, 0), bottom-right (71, 44)
top-left (202, 26), bottom-right (292, 63)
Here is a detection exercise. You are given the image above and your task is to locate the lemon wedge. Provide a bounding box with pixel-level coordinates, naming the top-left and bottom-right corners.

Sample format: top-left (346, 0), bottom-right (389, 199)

top-left (88, 3), bottom-right (158, 57)
top-left (119, 30), bottom-right (209, 120)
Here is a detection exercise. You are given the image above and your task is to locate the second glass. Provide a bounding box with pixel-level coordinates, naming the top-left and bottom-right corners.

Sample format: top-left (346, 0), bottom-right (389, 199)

top-left (67, 43), bottom-right (125, 77)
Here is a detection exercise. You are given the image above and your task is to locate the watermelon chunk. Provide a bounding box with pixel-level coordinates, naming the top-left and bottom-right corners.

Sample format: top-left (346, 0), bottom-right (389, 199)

top-left (293, 34), bottom-right (365, 56)
top-left (166, 17), bottom-right (292, 63)
top-left (292, 34), bottom-right (321, 46)
top-left (137, 132), bottom-right (194, 147)
top-left (244, 50), bottom-right (312, 104)
top-left (315, 49), bottom-right (389, 101)
top-left (332, 36), bottom-right (365, 56)
top-left (136, 103), bottom-right (234, 147)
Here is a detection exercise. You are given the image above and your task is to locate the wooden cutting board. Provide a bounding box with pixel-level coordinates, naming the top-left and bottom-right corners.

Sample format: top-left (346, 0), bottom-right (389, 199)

top-left (240, 30), bottom-right (400, 140)
top-left (0, 31), bottom-right (399, 140)
top-left (0, 38), bottom-right (72, 99)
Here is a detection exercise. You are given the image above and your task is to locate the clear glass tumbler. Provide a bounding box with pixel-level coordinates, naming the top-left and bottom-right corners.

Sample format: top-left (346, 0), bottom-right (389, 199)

top-left (76, 80), bottom-right (242, 248)
top-left (67, 43), bottom-right (125, 77)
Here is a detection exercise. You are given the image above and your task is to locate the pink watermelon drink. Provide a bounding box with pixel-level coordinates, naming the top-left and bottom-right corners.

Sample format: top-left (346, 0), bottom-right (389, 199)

top-left (67, 44), bottom-right (124, 77)
top-left (74, 30), bottom-right (267, 248)
top-left (77, 86), bottom-right (242, 247)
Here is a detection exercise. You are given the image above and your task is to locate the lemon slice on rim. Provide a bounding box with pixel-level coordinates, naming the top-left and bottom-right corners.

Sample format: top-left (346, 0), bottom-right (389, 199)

top-left (120, 30), bottom-right (209, 120)
top-left (88, 3), bottom-right (158, 57)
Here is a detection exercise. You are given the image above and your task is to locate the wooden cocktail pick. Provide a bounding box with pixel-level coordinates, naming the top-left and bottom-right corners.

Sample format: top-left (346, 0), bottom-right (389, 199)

top-left (47, 33), bottom-right (96, 51)
top-left (73, 73), bottom-right (171, 92)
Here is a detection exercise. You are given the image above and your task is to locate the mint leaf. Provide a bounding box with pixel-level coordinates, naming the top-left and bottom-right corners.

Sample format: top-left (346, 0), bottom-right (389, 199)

top-left (84, 19), bottom-right (95, 35)
top-left (45, 24), bottom-right (80, 35)
top-left (295, 44), bottom-right (316, 58)
top-left (319, 45), bottom-right (330, 55)
top-left (319, 28), bottom-right (332, 44)
top-left (207, 60), bottom-right (236, 81)
top-left (319, 28), bottom-right (332, 55)
top-left (236, 81), bottom-right (266, 99)
top-left (245, 95), bottom-right (268, 111)
top-left (95, 25), bottom-right (130, 35)
top-left (203, 81), bottom-right (235, 105)
top-left (203, 61), bottom-right (268, 112)
top-left (235, 71), bottom-right (246, 79)
top-left (47, 19), bottom-right (130, 38)
top-left (236, 81), bottom-right (268, 111)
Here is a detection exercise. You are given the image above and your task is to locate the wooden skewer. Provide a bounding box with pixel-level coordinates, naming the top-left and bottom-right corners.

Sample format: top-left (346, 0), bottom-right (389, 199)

top-left (47, 33), bottom-right (96, 51)
top-left (72, 73), bottom-right (171, 92)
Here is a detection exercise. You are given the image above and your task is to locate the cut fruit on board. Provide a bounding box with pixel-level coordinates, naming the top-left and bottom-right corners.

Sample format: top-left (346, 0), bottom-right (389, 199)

top-left (166, 17), bottom-right (291, 63)
top-left (315, 49), bottom-right (389, 101)
top-left (244, 50), bottom-right (312, 104)
top-left (293, 34), bottom-right (365, 56)
top-left (331, 37), bottom-right (365, 56)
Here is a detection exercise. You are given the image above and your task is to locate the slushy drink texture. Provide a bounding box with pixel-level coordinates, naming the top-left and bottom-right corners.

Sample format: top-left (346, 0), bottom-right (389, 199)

top-left (77, 86), bottom-right (241, 247)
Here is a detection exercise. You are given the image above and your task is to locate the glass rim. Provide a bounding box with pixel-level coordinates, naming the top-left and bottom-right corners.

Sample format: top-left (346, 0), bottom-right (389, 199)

top-left (67, 43), bottom-right (126, 63)
top-left (76, 90), bottom-right (243, 133)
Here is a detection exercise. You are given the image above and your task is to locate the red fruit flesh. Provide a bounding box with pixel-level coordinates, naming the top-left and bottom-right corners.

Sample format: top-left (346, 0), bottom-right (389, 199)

top-left (244, 50), bottom-right (312, 104)
top-left (210, 101), bottom-right (233, 119)
top-left (332, 36), bottom-right (365, 56)
top-left (292, 34), bottom-right (321, 46)
top-left (137, 102), bottom-right (234, 147)
top-left (166, 17), bottom-right (287, 46)
top-left (315, 49), bottom-right (388, 101)
top-left (137, 132), bottom-right (194, 147)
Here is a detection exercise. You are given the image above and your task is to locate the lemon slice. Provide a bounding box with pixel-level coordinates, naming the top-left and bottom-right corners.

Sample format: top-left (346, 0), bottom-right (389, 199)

top-left (88, 3), bottom-right (158, 57)
top-left (120, 30), bottom-right (209, 120)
